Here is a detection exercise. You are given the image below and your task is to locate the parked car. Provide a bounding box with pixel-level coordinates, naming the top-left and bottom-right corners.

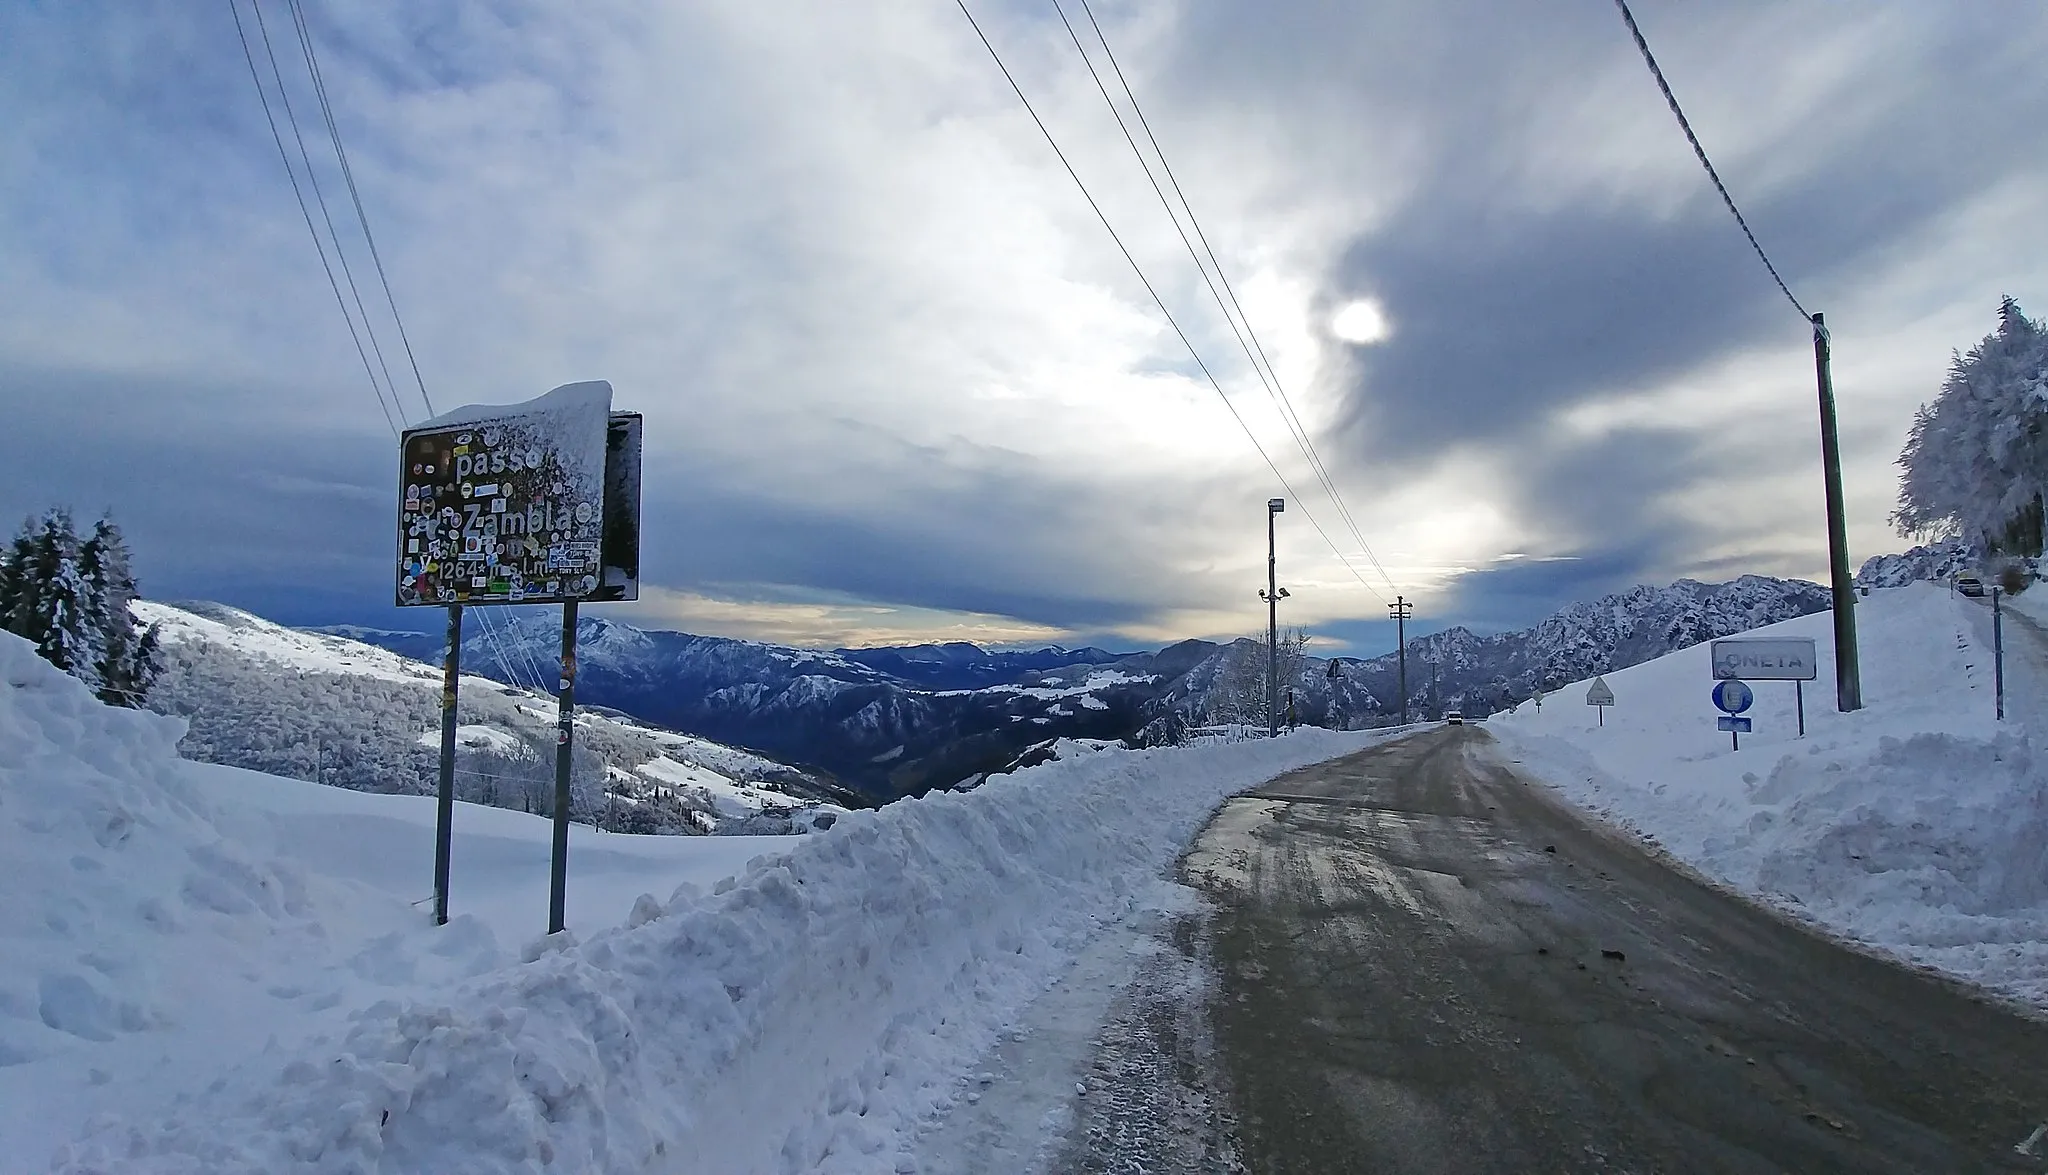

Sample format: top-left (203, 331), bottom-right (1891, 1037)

top-left (1444, 711), bottom-right (1463, 725)
top-left (1956, 574), bottom-right (1987, 598)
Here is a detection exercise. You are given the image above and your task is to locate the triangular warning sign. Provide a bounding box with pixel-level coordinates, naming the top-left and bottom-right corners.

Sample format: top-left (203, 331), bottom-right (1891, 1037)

top-left (1586, 677), bottom-right (1615, 706)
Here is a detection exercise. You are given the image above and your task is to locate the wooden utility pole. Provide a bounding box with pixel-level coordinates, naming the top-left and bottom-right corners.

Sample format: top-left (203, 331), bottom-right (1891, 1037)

top-left (1389, 596), bottom-right (1412, 723)
top-left (1811, 313), bottom-right (1862, 711)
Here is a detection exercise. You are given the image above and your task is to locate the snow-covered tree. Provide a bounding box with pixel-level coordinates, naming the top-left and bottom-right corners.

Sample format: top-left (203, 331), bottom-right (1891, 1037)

top-left (13, 510), bottom-right (100, 687)
top-left (1894, 297), bottom-right (2048, 554)
top-left (0, 509), bottom-right (161, 705)
top-left (1207, 627), bottom-right (1309, 726)
top-left (80, 516), bottom-right (160, 706)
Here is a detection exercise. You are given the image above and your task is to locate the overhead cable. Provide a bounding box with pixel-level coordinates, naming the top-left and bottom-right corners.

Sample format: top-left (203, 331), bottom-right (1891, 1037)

top-left (246, 0), bottom-right (411, 426)
top-left (283, 0), bottom-right (438, 418)
top-left (228, 0), bottom-right (400, 437)
top-left (1063, 0), bottom-right (1401, 598)
top-left (1611, 0), bottom-right (1810, 323)
top-left (955, 0), bottom-right (1388, 606)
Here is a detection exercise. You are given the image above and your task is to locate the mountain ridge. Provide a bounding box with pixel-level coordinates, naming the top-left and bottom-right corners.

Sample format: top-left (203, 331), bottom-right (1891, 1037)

top-left (321, 571), bottom-right (1836, 800)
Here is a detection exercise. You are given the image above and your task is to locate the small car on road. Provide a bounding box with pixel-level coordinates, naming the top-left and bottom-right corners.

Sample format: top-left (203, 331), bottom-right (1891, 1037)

top-left (1957, 574), bottom-right (1987, 598)
top-left (1444, 711), bottom-right (1463, 725)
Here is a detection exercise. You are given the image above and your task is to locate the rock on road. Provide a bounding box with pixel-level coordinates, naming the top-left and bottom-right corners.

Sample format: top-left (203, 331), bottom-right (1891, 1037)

top-left (1065, 725), bottom-right (2048, 1174)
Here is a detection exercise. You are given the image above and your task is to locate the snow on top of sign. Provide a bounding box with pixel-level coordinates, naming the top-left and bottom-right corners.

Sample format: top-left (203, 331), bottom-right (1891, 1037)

top-left (413, 380), bottom-right (613, 431)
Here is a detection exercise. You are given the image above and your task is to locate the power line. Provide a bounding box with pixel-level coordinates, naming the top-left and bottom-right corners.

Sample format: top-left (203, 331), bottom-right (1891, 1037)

top-left (236, 1), bottom-right (550, 697)
top-left (954, 0), bottom-right (1388, 606)
top-left (283, 0), bottom-right (437, 418)
top-left (1064, 0), bottom-right (1401, 598)
top-left (246, 0), bottom-right (411, 428)
top-left (228, 0), bottom-right (399, 437)
top-left (1611, 0), bottom-right (1810, 322)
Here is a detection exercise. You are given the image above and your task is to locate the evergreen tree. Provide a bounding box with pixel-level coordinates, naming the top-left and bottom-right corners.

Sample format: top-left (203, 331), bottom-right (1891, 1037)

top-left (0, 519), bottom-right (41, 643)
top-left (80, 515), bottom-right (158, 706)
top-left (1, 508), bottom-right (161, 705)
top-left (25, 510), bottom-right (100, 687)
top-left (1894, 297), bottom-right (2048, 554)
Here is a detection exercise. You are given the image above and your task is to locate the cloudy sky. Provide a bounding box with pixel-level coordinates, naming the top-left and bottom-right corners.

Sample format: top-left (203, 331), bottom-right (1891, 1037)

top-left (3, 1), bottom-right (2045, 654)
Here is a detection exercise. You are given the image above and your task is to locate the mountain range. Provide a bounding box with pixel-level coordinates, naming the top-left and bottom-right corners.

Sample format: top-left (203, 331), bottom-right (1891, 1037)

top-left (327, 571), bottom-right (1837, 802)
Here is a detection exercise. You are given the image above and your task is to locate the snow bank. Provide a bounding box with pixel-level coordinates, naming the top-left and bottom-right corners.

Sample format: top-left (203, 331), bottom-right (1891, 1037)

top-left (1493, 582), bottom-right (2048, 1005)
top-left (0, 634), bottom-right (334, 1152)
top-left (46, 674), bottom-right (1373, 1172)
top-left (0, 630), bottom-right (793, 1167)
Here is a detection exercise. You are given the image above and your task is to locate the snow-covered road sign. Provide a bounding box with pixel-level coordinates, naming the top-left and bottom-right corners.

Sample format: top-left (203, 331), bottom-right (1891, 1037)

top-left (1586, 677), bottom-right (1615, 706)
top-left (396, 382), bottom-right (641, 607)
top-left (1710, 638), bottom-right (1817, 681)
top-left (1717, 715), bottom-right (1753, 733)
top-left (1712, 679), bottom-right (1754, 714)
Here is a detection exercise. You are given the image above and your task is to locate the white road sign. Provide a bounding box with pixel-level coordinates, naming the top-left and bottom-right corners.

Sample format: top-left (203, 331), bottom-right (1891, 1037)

top-left (1710, 638), bottom-right (1817, 682)
top-left (1586, 677), bottom-right (1615, 706)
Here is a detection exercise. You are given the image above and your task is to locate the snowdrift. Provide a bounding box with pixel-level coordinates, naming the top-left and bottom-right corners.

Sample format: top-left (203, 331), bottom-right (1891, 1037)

top-left (16, 621), bottom-right (1375, 1172)
top-left (1494, 582), bottom-right (2048, 1007)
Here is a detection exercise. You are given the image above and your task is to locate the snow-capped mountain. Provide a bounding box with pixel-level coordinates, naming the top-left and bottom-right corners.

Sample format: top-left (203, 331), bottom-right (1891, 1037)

top-left (1854, 540), bottom-right (1978, 589)
top-left (137, 602), bottom-right (855, 834)
top-left (1294, 574), bottom-right (1834, 720)
top-left (332, 572), bottom-right (1832, 799)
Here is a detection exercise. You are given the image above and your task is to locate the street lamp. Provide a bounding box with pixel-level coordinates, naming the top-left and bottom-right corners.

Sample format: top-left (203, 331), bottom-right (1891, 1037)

top-left (1262, 498), bottom-right (1286, 736)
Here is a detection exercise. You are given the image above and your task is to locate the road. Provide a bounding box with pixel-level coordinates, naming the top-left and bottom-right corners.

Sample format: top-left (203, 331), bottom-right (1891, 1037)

top-left (1058, 726), bottom-right (2048, 1174)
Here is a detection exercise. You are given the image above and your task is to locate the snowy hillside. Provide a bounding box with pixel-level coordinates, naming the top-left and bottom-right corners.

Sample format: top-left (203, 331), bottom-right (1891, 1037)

top-left (137, 601), bottom-right (853, 834)
top-left (5, 621), bottom-right (1388, 1172)
top-left (1493, 582), bottom-right (2048, 1007)
top-left (0, 630), bottom-right (808, 1164)
top-left (1854, 539), bottom-right (1976, 588)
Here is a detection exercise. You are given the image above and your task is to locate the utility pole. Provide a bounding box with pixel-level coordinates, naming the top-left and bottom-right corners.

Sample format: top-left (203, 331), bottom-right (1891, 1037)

top-left (1811, 313), bottom-right (1862, 712)
top-left (1389, 596), bottom-right (1412, 724)
top-left (1260, 499), bottom-right (1288, 737)
top-left (1429, 644), bottom-right (1439, 721)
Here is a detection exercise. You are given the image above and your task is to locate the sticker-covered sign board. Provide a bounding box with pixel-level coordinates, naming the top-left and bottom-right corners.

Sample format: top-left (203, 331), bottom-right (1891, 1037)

top-left (1709, 638), bottom-right (1818, 682)
top-left (396, 381), bottom-right (639, 607)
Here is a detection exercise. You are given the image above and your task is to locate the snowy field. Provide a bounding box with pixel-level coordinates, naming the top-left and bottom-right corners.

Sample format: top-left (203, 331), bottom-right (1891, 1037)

top-left (1493, 581), bottom-right (2048, 1007)
top-left (2, 630), bottom-right (1379, 1172)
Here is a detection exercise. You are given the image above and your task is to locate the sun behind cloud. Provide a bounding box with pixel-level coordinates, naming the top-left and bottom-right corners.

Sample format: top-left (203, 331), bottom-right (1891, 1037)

top-left (1330, 298), bottom-right (1391, 345)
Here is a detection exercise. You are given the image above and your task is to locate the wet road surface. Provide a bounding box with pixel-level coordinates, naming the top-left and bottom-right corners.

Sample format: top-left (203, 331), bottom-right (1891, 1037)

top-left (1065, 725), bottom-right (2048, 1174)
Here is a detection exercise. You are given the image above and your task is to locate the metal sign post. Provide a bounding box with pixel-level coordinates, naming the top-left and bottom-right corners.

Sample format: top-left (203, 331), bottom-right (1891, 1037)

top-left (395, 382), bottom-right (640, 937)
top-left (549, 601), bottom-right (578, 936)
top-left (1994, 587), bottom-right (2006, 722)
top-left (1713, 679), bottom-right (1754, 751)
top-left (1712, 637), bottom-right (1816, 741)
top-left (1586, 676), bottom-right (1615, 726)
top-left (432, 604), bottom-right (462, 925)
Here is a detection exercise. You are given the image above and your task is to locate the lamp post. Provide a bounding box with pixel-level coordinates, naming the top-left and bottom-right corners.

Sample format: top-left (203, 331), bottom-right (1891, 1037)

top-left (1260, 498), bottom-right (1289, 736)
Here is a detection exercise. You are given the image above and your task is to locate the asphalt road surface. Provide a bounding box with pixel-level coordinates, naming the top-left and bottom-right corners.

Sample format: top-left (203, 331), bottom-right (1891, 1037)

top-left (1063, 725), bottom-right (2048, 1174)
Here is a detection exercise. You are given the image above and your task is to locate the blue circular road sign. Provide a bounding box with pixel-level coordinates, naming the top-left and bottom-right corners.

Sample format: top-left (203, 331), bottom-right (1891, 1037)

top-left (1712, 679), bottom-right (1754, 714)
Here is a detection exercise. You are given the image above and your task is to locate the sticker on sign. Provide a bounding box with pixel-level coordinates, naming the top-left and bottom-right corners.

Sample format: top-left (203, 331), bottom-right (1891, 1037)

top-left (1710, 638), bottom-right (1817, 681)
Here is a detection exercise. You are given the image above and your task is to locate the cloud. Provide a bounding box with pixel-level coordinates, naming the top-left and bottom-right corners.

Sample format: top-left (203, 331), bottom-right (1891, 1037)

top-left (627, 585), bottom-right (1072, 651)
top-left (4, 1), bottom-right (2047, 651)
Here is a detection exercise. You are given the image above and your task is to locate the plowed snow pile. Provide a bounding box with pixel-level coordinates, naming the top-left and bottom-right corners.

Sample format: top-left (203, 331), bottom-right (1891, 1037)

top-left (1, 630), bottom-right (1374, 1172)
top-left (1494, 581), bottom-right (2048, 1006)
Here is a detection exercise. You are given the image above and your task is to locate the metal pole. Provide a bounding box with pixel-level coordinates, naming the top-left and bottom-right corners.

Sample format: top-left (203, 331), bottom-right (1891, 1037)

top-left (1795, 679), bottom-right (1805, 737)
top-left (1994, 586), bottom-right (2006, 721)
top-left (433, 604), bottom-right (462, 927)
top-left (1267, 506), bottom-right (1279, 738)
top-left (1812, 313), bottom-right (1863, 712)
top-left (548, 600), bottom-right (578, 935)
